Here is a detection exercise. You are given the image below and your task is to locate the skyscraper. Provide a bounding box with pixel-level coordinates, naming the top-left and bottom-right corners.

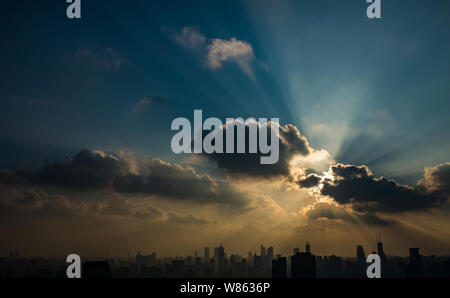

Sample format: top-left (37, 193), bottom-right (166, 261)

top-left (407, 248), bottom-right (423, 278)
top-left (218, 246), bottom-right (226, 274)
top-left (261, 245), bottom-right (266, 258)
top-left (272, 257), bottom-right (287, 278)
top-left (214, 247), bottom-right (219, 272)
top-left (377, 233), bottom-right (386, 261)
top-left (356, 245), bottom-right (366, 277)
top-left (291, 243), bottom-right (316, 279)
top-left (356, 245), bottom-right (365, 262)
top-left (204, 247), bottom-right (210, 264)
top-left (267, 246), bottom-right (274, 269)
top-left (306, 242), bottom-right (310, 253)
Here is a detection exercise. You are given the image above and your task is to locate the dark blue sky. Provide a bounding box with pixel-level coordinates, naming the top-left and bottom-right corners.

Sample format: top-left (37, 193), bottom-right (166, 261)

top-left (1, 0), bottom-right (449, 184)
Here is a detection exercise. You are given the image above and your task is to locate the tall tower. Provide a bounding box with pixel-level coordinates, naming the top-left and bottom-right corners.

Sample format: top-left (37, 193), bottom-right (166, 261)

top-left (260, 245), bottom-right (266, 258)
top-left (376, 232), bottom-right (386, 261)
top-left (218, 246), bottom-right (226, 273)
top-left (356, 245), bottom-right (365, 263)
top-left (306, 242), bottom-right (311, 253)
top-left (267, 246), bottom-right (274, 269)
top-left (356, 245), bottom-right (366, 277)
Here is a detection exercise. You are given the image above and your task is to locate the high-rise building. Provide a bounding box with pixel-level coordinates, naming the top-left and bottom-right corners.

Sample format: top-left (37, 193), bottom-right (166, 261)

top-left (214, 247), bottom-right (219, 272)
top-left (407, 248), bottom-right (423, 278)
top-left (204, 247), bottom-right (210, 264)
top-left (356, 245), bottom-right (365, 262)
top-left (136, 252), bottom-right (156, 267)
top-left (377, 233), bottom-right (386, 261)
top-left (293, 248), bottom-right (299, 255)
top-left (261, 245), bottom-right (266, 258)
top-left (291, 251), bottom-right (316, 278)
top-left (356, 245), bottom-right (366, 277)
top-left (267, 246), bottom-right (274, 269)
top-left (218, 246), bottom-right (226, 273)
top-left (306, 242), bottom-right (310, 253)
top-left (272, 257), bottom-right (287, 278)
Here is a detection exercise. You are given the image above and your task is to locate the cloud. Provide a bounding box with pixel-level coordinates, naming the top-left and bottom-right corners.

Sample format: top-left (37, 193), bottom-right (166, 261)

top-left (318, 163), bottom-right (443, 213)
top-left (171, 26), bottom-right (206, 50)
top-left (0, 188), bottom-right (89, 218)
top-left (418, 162), bottom-right (450, 198)
top-left (101, 195), bottom-right (165, 219)
top-left (167, 26), bottom-right (257, 78)
top-left (205, 122), bottom-right (312, 178)
top-left (35, 149), bottom-right (130, 191)
top-left (114, 158), bottom-right (249, 207)
top-left (0, 149), bottom-right (129, 191)
top-left (305, 202), bottom-right (397, 226)
top-left (298, 174), bottom-right (322, 188)
top-left (0, 149), bottom-right (250, 207)
top-left (0, 187), bottom-right (165, 221)
top-left (168, 212), bottom-right (213, 225)
top-left (206, 37), bottom-right (255, 78)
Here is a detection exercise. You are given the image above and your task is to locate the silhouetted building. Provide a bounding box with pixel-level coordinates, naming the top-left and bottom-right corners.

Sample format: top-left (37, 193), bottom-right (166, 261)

top-left (261, 245), bottom-right (266, 258)
top-left (267, 247), bottom-right (274, 270)
top-left (356, 245), bottom-right (366, 277)
top-left (377, 233), bottom-right (386, 262)
top-left (260, 245), bottom-right (267, 270)
top-left (306, 242), bottom-right (310, 253)
top-left (272, 257), bottom-right (287, 278)
top-left (214, 247), bottom-right (219, 272)
top-left (217, 246), bottom-right (226, 274)
top-left (291, 252), bottom-right (316, 278)
top-left (136, 252), bottom-right (156, 268)
top-left (204, 247), bottom-right (210, 264)
top-left (83, 261), bottom-right (112, 278)
top-left (247, 252), bottom-right (253, 266)
top-left (230, 255), bottom-right (247, 277)
top-left (407, 248), bottom-right (423, 278)
top-left (170, 259), bottom-right (185, 277)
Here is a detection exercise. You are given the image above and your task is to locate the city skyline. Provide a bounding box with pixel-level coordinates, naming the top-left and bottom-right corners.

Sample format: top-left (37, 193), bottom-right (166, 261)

top-left (2, 240), bottom-right (449, 278)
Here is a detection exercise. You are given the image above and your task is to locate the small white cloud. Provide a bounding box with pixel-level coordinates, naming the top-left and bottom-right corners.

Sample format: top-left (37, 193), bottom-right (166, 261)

top-left (206, 37), bottom-right (255, 78)
top-left (166, 26), bottom-right (258, 78)
top-left (172, 26), bottom-right (206, 51)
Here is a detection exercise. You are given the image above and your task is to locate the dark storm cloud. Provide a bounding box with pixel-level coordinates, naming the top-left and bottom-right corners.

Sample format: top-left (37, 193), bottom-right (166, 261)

top-left (114, 159), bottom-right (248, 206)
top-left (0, 187), bottom-right (165, 220)
top-left (0, 188), bottom-right (87, 218)
top-left (35, 149), bottom-right (130, 190)
top-left (320, 164), bottom-right (442, 213)
top-left (206, 123), bottom-right (311, 178)
top-left (298, 174), bottom-right (322, 188)
top-left (305, 202), bottom-right (397, 226)
top-left (0, 149), bottom-right (129, 190)
top-left (0, 149), bottom-right (249, 207)
top-left (418, 162), bottom-right (450, 198)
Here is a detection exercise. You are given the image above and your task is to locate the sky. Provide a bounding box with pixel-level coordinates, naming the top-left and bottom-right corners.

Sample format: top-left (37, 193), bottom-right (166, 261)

top-left (0, 0), bottom-right (449, 258)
